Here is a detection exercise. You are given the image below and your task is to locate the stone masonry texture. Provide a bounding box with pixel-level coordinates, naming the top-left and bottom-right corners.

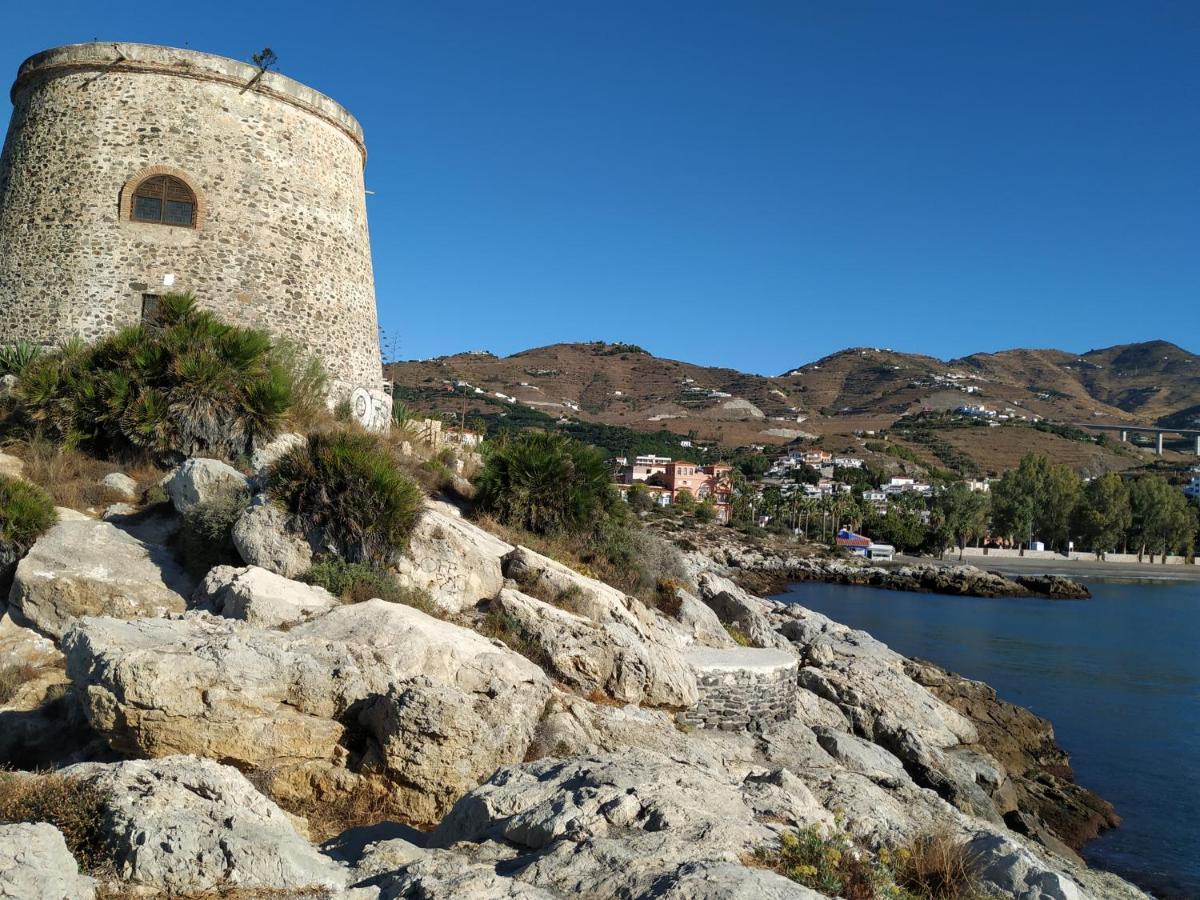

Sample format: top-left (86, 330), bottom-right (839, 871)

top-left (0, 42), bottom-right (383, 396)
top-left (681, 648), bottom-right (799, 732)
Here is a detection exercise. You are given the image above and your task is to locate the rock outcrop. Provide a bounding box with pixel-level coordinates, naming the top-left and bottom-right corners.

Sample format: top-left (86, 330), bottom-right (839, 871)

top-left (7, 518), bottom-right (189, 641)
top-left (491, 587), bottom-right (697, 707)
top-left (63, 601), bottom-right (552, 827)
top-left (66, 756), bottom-right (347, 894)
top-left (425, 750), bottom-right (828, 899)
top-left (193, 564), bottom-right (337, 627)
top-left (0, 822), bottom-right (96, 900)
top-left (392, 502), bottom-right (512, 613)
top-left (231, 498), bottom-right (314, 579)
top-left (164, 457), bottom-right (249, 513)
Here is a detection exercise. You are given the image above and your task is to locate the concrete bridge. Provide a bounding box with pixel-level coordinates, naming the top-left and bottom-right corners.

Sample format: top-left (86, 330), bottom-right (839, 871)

top-left (1070, 422), bottom-right (1200, 456)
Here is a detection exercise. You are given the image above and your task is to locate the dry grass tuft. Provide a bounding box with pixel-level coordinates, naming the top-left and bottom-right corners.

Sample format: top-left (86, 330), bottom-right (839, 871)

top-left (0, 771), bottom-right (111, 871)
top-left (0, 662), bottom-right (41, 705)
top-left (894, 828), bottom-right (985, 900)
top-left (11, 440), bottom-right (167, 512)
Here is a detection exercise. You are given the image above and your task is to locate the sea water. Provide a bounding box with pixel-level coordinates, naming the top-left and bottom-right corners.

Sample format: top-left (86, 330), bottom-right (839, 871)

top-left (773, 580), bottom-right (1200, 899)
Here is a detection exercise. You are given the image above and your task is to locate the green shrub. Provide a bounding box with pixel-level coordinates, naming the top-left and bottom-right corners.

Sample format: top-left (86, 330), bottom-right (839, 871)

top-left (0, 475), bottom-right (57, 556)
top-left (753, 825), bottom-right (892, 899)
top-left (753, 824), bottom-right (986, 900)
top-left (724, 623), bottom-right (753, 647)
top-left (273, 338), bottom-right (330, 430)
top-left (268, 431), bottom-right (424, 564)
top-left (13, 293), bottom-right (291, 461)
top-left (695, 499), bottom-right (717, 522)
top-left (0, 772), bottom-right (111, 872)
top-left (475, 431), bottom-right (618, 536)
top-left (0, 340), bottom-right (43, 378)
top-left (176, 483), bottom-right (249, 577)
top-left (301, 556), bottom-right (434, 613)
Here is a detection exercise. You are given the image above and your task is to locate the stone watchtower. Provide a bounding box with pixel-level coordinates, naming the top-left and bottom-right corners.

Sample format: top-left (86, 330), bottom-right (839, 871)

top-left (0, 42), bottom-right (389, 427)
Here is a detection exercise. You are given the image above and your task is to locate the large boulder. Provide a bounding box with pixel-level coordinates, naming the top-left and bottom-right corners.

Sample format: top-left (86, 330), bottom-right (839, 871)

top-left (426, 750), bottom-right (827, 898)
top-left (7, 518), bottom-right (189, 641)
top-left (65, 756), bottom-right (346, 894)
top-left (491, 588), bottom-right (697, 707)
top-left (99, 472), bottom-right (138, 500)
top-left (164, 457), bottom-right (249, 514)
top-left (231, 499), bottom-right (314, 579)
top-left (696, 571), bottom-right (795, 651)
top-left (250, 432), bottom-right (306, 474)
top-left (357, 675), bottom-right (545, 826)
top-left (63, 601), bottom-right (552, 826)
top-left (391, 502), bottom-right (511, 613)
top-left (0, 822), bottom-right (96, 900)
top-left (193, 564), bottom-right (336, 627)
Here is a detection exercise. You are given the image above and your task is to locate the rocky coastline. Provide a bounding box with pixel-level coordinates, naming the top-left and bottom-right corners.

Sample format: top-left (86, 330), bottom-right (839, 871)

top-left (664, 523), bottom-right (1093, 600)
top-left (0, 449), bottom-right (1143, 899)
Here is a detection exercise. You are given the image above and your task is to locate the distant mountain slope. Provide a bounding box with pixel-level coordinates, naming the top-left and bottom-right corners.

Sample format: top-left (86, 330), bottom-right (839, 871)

top-left (387, 340), bottom-right (1200, 450)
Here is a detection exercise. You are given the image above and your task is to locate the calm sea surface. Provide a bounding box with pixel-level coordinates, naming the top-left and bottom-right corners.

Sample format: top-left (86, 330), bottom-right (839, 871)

top-left (773, 580), bottom-right (1200, 899)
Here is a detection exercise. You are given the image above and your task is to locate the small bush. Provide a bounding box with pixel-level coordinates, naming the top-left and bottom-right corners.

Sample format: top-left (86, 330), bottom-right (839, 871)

top-left (724, 623), bottom-right (753, 647)
top-left (894, 829), bottom-right (983, 900)
top-left (652, 577), bottom-right (685, 619)
top-left (753, 825), bottom-right (882, 898)
top-left (268, 431), bottom-right (424, 565)
top-left (0, 662), bottom-right (41, 705)
top-left (13, 294), bottom-right (291, 462)
top-left (273, 338), bottom-right (330, 432)
top-left (695, 499), bottom-right (717, 523)
top-left (176, 483), bottom-right (249, 577)
top-left (475, 431), bottom-right (618, 536)
top-left (0, 772), bottom-right (110, 871)
top-left (0, 340), bottom-right (43, 377)
top-left (0, 475), bottom-right (57, 555)
top-left (301, 557), bottom-right (435, 613)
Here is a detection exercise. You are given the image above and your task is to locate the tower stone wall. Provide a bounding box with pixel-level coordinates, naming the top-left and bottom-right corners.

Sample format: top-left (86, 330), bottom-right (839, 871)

top-left (0, 42), bottom-right (387, 424)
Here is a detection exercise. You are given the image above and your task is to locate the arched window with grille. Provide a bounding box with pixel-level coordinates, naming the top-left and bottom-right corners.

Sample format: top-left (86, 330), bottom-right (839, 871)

top-left (130, 175), bottom-right (197, 227)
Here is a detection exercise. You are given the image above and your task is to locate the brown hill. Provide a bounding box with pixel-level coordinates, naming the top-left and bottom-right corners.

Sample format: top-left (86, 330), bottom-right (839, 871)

top-left (387, 339), bottom-right (1200, 475)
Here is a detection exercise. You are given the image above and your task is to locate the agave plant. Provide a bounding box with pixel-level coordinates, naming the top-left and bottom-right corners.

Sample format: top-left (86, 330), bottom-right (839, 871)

top-left (0, 340), bottom-right (44, 378)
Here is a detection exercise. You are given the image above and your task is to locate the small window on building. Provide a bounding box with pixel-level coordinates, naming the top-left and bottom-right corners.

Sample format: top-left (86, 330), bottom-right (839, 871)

top-left (131, 175), bottom-right (196, 227)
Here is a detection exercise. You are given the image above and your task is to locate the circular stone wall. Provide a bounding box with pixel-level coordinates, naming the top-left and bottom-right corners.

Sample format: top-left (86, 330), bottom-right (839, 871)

top-left (0, 42), bottom-right (383, 404)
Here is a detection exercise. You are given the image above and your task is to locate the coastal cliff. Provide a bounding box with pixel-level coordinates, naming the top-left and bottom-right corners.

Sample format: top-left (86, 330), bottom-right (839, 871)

top-left (0, 453), bottom-right (1142, 899)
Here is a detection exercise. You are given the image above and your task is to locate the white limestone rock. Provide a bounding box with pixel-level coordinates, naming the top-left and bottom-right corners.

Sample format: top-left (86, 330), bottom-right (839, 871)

top-left (7, 518), bottom-right (189, 641)
top-left (391, 501), bottom-right (511, 613)
top-left (164, 457), bottom-right (249, 514)
top-left (99, 471), bottom-right (138, 499)
top-left (250, 431), bottom-right (306, 473)
top-left (194, 564), bottom-right (336, 627)
top-left (0, 822), bottom-right (96, 900)
top-left (231, 498), bottom-right (314, 579)
top-left (65, 756), bottom-right (346, 894)
top-left (492, 587), bottom-right (698, 707)
top-left (63, 601), bottom-right (552, 825)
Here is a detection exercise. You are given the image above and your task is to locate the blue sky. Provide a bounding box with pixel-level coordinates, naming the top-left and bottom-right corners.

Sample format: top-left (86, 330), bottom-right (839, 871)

top-left (2, 2), bottom-right (1198, 374)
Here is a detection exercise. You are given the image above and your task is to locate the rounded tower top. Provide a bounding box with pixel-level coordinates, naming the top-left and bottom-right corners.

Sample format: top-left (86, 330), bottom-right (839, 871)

top-left (11, 41), bottom-right (366, 162)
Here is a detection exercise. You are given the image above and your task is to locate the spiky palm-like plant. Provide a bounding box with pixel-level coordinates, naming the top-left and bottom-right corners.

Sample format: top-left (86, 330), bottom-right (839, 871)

top-left (475, 431), bottom-right (618, 536)
top-left (13, 293), bottom-right (292, 461)
top-left (267, 431), bottom-right (424, 564)
top-left (0, 340), bottom-right (44, 378)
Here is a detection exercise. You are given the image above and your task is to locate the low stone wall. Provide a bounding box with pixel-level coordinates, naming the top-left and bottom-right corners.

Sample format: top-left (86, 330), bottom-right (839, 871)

top-left (680, 648), bottom-right (798, 732)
